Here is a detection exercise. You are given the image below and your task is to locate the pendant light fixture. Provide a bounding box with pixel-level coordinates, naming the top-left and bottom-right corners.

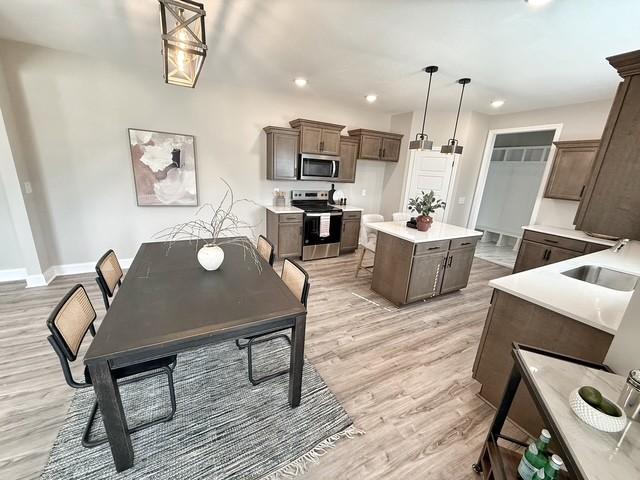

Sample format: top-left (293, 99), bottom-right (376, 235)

top-left (159, 0), bottom-right (207, 88)
top-left (441, 78), bottom-right (471, 155)
top-left (409, 66), bottom-right (438, 150)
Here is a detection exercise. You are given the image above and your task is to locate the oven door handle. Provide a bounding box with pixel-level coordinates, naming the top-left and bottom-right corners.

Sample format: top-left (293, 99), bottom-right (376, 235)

top-left (305, 212), bottom-right (343, 217)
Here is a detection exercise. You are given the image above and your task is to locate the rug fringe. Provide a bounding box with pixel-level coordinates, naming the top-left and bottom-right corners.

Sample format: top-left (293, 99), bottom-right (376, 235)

top-left (261, 424), bottom-right (365, 480)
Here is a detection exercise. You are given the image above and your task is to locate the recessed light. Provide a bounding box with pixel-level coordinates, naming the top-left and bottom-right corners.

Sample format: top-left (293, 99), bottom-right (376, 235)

top-left (365, 94), bottom-right (377, 103)
top-left (294, 77), bottom-right (307, 87)
top-left (525, 0), bottom-right (553, 7)
top-left (491, 99), bottom-right (505, 109)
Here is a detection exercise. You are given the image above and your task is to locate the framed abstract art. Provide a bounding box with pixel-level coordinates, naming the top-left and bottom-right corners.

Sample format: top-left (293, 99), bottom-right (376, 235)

top-left (128, 128), bottom-right (198, 206)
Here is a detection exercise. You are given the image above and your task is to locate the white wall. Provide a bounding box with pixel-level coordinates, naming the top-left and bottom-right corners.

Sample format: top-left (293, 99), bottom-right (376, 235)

top-left (0, 177), bottom-right (22, 269)
top-left (0, 40), bottom-right (393, 267)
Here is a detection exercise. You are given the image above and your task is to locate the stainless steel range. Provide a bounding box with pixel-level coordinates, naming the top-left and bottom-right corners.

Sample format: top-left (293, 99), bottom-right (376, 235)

top-left (291, 190), bottom-right (343, 261)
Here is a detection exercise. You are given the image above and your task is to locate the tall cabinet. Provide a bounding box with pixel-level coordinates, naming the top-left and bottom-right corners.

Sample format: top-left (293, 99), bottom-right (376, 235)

top-left (575, 49), bottom-right (640, 239)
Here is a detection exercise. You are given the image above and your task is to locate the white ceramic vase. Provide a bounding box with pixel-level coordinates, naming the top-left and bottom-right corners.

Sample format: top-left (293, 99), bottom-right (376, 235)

top-left (197, 244), bottom-right (224, 271)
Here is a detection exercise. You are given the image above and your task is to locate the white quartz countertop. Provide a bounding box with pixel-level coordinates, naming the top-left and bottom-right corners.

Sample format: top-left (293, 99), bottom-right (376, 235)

top-left (523, 225), bottom-right (617, 246)
top-left (521, 349), bottom-right (640, 480)
top-left (490, 241), bottom-right (640, 334)
top-left (265, 205), bottom-right (364, 214)
top-left (368, 221), bottom-right (482, 243)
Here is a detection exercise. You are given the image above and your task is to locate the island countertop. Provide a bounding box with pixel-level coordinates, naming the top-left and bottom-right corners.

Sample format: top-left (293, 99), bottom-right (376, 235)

top-left (368, 221), bottom-right (482, 243)
top-left (490, 240), bottom-right (640, 334)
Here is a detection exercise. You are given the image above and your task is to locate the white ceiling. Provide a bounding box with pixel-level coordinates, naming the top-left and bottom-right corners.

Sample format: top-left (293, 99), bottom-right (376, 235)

top-left (0, 0), bottom-right (638, 114)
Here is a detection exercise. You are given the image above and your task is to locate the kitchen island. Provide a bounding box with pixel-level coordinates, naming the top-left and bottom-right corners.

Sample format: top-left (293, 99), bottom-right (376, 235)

top-left (368, 221), bottom-right (482, 306)
top-left (473, 239), bottom-right (640, 437)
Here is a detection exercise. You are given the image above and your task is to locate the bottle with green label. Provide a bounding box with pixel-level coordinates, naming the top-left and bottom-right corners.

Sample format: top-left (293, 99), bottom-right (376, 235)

top-left (517, 429), bottom-right (551, 480)
top-left (542, 454), bottom-right (563, 480)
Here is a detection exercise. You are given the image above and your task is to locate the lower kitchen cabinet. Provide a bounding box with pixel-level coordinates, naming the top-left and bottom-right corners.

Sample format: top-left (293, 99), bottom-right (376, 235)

top-left (340, 211), bottom-right (361, 252)
top-left (441, 246), bottom-right (475, 293)
top-left (406, 251), bottom-right (447, 302)
top-left (513, 229), bottom-right (608, 273)
top-left (266, 210), bottom-right (303, 259)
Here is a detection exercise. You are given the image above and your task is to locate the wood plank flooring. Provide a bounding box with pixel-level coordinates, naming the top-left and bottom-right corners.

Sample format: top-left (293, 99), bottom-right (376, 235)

top-left (0, 249), bottom-right (523, 479)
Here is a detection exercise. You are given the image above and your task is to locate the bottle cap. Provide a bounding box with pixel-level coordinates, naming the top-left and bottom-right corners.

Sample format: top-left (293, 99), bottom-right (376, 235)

top-left (628, 370), bottom-right (640, 390)
top-left (541, 429), bottom-right (551, 441)
top-left (551, 454), bottom-right (563, 469)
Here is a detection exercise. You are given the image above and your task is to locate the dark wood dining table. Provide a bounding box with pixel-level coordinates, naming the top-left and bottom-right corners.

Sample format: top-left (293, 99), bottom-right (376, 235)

top-left (84, 238), bottom-right (307, 472)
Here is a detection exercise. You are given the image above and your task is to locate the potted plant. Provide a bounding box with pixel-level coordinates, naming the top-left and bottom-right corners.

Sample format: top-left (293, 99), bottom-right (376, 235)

top-left (156, 179), bottom-right (261, 271)
top-left (407, 190), bottom-right (446, 232)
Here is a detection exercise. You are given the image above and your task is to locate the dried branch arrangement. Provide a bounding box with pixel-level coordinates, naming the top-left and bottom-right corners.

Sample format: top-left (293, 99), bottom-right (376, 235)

top-left (155, 179), bottom-right (263, 271)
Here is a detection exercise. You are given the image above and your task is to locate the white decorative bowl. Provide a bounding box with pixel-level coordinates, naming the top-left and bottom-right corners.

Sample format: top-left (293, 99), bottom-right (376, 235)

top-left (569, 389), bottom-right (628, 433)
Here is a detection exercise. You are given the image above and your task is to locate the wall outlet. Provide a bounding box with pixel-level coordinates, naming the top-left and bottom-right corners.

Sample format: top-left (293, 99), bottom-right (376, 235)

top-left (361, 189), bottom-right (367, 196)
top-left (24, 182), bottom-right (33, 194)
top-left (458, 196), bottom-right (466, 205)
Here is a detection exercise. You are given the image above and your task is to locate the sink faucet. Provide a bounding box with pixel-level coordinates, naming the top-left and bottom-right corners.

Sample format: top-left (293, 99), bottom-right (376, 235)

top-left (612, 238), bottom-right (629, 253)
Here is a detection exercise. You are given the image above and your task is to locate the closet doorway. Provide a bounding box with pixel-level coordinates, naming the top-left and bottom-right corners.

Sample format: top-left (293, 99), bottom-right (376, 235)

top-left (469, 125), bottom-right (561, 268)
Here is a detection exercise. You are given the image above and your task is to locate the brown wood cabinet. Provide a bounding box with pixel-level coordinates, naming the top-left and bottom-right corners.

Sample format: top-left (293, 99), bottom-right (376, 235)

top-left (513, 229), bottom-right (609, 273)
top-left (266, 210), bottom-right (303, 259)
top-left (544, 140), bottom-right (599, 201)
top-left (289, 119), bottom-right (345, 156)
top-left (340, 211), bottom-right (361, 253)
top-left (264, 127), bottom-right (299, 180)
top-left (575, 50), bottom-right (640, 239)
top-left (337, 136), bottom-right (358, 183)
top-left (371, 232), bottom-right (478, 305)
top-left (347, 129), bottom-right (404, 162)
top-left (473, 289), bottom-right (613, 437)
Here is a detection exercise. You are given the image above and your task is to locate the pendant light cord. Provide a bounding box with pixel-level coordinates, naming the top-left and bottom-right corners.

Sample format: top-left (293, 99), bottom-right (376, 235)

top-left (451, 81), bottom-right (466, 142)
top-left (420, 70), bottom-right (434, 138)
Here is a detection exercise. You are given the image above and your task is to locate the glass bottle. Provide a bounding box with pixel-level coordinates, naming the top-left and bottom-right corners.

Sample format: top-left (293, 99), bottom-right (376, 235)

top-left (517, 429), bottom-right (551, 480)
top-left (542, 454), bottom-right (563, 480)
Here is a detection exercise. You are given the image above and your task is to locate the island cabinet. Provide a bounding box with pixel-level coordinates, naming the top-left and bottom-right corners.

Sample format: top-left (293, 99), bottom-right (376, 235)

top-left (266, 210), bottom-right (303, 259)
top-left (340, 211), bottom-right (361, 253)
top-left (513, 229), bottom-right (610, 273)
top-left (370, 225), bottom-right (480, 306)
top-left (347, 129), bottom-right (403, 162)
top-left (472, 289), bottom-right (614, 438)
top-left (289, 119), bottom-right (345, 156)
top-left (264, 126), bottom-right (299, 180)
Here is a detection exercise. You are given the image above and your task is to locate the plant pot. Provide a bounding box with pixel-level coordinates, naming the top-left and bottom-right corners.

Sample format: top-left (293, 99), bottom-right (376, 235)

top-left (197, 244), bottom-right (224, 271)
top-left (416, 215), bottom-right (433, 232)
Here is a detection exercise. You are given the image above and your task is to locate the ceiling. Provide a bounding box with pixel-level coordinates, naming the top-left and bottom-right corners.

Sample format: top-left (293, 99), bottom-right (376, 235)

top-left (0, 0), bottom-right (638, 115)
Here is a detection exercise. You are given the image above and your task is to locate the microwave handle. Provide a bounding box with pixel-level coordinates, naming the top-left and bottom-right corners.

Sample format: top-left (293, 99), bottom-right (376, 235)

top-left (331, 160), bottom-right (337, 178)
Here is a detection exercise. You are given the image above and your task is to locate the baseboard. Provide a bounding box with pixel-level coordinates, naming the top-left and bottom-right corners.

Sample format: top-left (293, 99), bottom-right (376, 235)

top-left (0, 267), bottom-right (27, 283)
top-left (22, 258), bottom-right (133, 288)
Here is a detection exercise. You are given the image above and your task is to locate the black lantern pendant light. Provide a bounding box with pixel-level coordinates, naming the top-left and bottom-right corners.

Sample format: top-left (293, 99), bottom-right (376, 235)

top-left (441, 78), bottom-right (471, 154)
top-left (159, 0), bottom-right (207, 88)
top-left (409, 66), bottom-right (439, 150)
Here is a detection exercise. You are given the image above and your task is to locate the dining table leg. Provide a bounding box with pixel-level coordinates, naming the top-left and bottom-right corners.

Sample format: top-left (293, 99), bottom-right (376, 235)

top-left (87, 360), bottom-right (134, 471)
top-left (288, 314), bottom-right (306, 407)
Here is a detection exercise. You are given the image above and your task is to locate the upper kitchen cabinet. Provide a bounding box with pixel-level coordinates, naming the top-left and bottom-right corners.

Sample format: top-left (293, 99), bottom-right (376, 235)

top-left (544, 140), bottom-right (599, 201)
top-left (575, 50), bottom-right (640, 239)
top-left (264, 126), bottom-right (299, 180)
top-left (337, 136), bottom-right (358, 183)
top-left (347, 129), bottom-right (403, 162)
top-left (289, 119), bottom-right (345, 156)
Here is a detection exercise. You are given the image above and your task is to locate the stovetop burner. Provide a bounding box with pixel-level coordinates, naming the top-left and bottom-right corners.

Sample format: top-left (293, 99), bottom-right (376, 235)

top-left (290, 190), bottom-right (342, 214)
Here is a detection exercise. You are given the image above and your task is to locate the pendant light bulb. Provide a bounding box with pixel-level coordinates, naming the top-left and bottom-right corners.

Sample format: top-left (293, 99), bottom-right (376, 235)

top-left (410, 66), bottom-right (438, 150)
top-left (441, 78), bottom-right (471, 155)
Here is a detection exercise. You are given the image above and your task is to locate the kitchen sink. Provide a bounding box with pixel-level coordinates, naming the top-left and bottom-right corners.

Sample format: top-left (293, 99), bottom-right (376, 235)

top-left (561, 265), bottom-right (639, 291)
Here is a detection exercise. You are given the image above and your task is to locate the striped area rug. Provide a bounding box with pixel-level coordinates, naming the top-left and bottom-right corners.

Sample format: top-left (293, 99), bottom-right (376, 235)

top-left (41, 338), bottom-right (360, 479)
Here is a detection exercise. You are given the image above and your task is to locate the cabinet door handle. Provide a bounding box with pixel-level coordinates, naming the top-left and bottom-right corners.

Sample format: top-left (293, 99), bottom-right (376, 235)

top-left (448, 255), bottom-right (453, 267)
top-left (342, 223), bottom-right (345, 232)
top-left (579, 185), bottom-right (586, 198)
top-left (460, 242), bottom-right (471, 246)
top-left (428, 246), bottom-right (440, 250)
top-left (382, 148), bottom-right (386, 157)
top-left (543, 248), bottom-right (550, 261)
top-left (320, 140), bottom-right (324, 152)
top-left (378, 148), bottom-right (382, 158)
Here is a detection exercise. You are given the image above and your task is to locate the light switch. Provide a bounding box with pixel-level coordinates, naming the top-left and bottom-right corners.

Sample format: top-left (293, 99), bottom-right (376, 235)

top-left (24, 182), bottom-right (32, 194)
top-left (458, 196), bottom-right (466, 205)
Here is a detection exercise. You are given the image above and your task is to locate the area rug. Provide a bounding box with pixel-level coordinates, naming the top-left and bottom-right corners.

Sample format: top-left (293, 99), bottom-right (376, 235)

top-left (41, 338), bottom-right (361, 479)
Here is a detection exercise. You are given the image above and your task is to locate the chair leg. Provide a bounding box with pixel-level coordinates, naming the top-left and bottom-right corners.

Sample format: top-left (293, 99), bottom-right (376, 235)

top-left (355, 247), bottom-right (366, 278)
top-left (81, 366), bottom-right (177, 449)
top-left (247, 334), bottom-right (292, 386)
top-left (235, 338), bottom-right (249, 350)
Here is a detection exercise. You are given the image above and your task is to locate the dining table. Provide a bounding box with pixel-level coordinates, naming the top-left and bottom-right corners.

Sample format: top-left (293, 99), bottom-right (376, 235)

top-left (83, 238), bottom-right (307, 472)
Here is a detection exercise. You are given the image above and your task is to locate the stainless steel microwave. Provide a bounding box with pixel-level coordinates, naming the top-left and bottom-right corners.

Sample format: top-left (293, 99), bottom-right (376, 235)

top-left (298, 154), bottom-right (340, 181)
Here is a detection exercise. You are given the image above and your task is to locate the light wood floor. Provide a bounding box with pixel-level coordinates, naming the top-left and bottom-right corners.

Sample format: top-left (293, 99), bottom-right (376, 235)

top-left (0, 249), bottom-right (522, 479)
